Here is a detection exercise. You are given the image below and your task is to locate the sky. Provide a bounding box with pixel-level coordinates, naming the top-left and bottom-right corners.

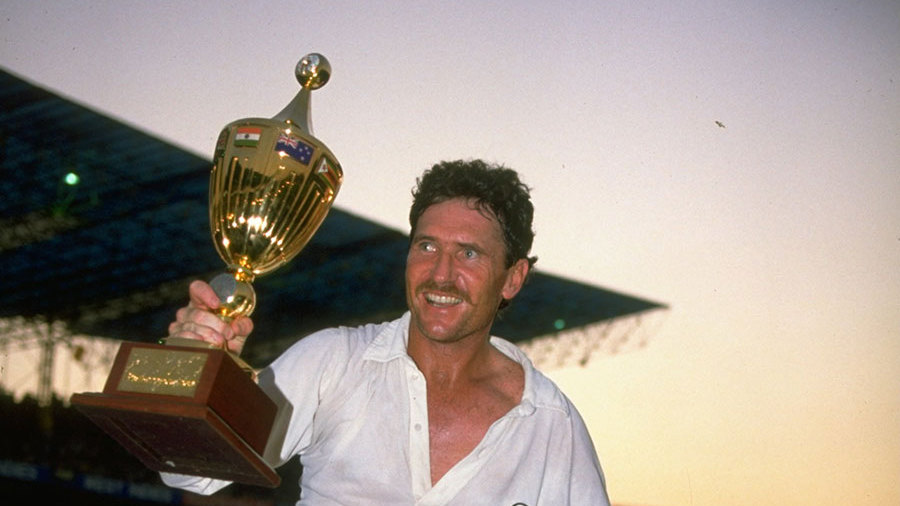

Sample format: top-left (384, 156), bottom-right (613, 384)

top-left (1, 1), bottom-right (898, 504)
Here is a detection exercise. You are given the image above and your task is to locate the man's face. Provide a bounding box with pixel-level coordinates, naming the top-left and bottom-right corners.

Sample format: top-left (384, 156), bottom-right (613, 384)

top-left (405, 198), bottom-right (528, 345)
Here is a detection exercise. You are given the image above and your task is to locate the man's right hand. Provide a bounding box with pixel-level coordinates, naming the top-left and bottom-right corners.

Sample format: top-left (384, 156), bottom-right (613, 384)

top-left (167, 280), bottom-right (254, 355)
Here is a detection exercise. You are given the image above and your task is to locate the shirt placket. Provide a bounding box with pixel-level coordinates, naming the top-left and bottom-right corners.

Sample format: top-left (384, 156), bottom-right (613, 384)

top-left (406, 359), bottom-right (431, 500)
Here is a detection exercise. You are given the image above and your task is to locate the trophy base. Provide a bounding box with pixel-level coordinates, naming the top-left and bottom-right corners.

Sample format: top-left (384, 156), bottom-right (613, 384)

top-left (71, 342), bottom-right (280, 488)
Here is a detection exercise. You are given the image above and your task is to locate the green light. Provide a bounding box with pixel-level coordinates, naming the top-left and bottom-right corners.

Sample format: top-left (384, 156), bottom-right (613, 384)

top-left (64, 172), bottom-right (80, 185)
top-left (553, 318), bottom-right (566, 331)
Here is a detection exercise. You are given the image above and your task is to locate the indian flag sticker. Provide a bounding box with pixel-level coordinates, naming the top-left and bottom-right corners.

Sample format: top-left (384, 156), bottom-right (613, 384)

top-left (234, 127), bottom-right (262, 147)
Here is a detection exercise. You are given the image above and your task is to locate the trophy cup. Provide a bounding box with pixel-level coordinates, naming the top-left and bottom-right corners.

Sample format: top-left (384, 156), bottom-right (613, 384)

top-left (71, 53), bottom-right (342, 487)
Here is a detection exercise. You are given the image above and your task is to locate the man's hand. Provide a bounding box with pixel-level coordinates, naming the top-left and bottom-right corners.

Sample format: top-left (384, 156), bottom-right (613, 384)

top-left (167, 280), bottom-right (254, 355)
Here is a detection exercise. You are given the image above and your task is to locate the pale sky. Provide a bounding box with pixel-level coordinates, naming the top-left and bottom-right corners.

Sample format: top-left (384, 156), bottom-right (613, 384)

top-left (1, 1), bottom-right (898, 504)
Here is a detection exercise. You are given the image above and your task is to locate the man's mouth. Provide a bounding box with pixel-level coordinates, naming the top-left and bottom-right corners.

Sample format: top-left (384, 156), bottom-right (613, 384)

top-left (424, 293), bottom-right (463, 306)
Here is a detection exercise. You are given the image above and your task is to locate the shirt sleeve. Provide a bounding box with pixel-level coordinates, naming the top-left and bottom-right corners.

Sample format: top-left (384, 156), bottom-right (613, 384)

top-left (566, 400), bottom-right (611, 505)
top-left (262, 325), bottom-right (359, 463)
top-left (159, 471), bottom-right (231, 496)
top-left (158, 325), bottom-right (357, 496)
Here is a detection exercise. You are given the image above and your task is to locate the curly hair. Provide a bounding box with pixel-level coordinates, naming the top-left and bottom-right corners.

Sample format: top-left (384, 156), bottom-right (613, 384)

top-left (409, 159), bottom-right (538, 271)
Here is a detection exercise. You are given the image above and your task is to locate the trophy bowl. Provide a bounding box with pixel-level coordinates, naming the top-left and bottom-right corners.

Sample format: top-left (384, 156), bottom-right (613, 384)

top-left (205, 52), bottom-right (343, 322)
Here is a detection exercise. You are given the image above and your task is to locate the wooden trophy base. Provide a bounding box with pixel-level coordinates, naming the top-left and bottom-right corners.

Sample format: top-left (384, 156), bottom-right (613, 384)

top-left (71, 341), bottom-right (280, 487)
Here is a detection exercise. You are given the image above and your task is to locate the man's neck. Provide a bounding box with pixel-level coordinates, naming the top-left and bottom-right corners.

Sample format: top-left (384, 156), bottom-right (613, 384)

top-left (407, 329), bottom-right (500, 388)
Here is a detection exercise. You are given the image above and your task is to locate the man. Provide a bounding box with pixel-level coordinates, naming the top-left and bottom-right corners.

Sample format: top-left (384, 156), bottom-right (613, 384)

top-left (162, 159), bottom-right (610, 505)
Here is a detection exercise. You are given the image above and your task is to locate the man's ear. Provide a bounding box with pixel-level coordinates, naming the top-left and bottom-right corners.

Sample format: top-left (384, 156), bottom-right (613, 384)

top-left (501, 258), bottom-right (530, 301)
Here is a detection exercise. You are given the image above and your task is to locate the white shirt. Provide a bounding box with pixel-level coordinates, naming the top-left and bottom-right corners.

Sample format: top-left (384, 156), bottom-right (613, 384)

top-left (162, 312), bottom-right (610, 505)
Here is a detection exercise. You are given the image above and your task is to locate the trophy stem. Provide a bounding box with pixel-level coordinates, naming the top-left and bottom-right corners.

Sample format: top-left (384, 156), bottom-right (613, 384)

top-left (210, 270), bottom-right (257, 321)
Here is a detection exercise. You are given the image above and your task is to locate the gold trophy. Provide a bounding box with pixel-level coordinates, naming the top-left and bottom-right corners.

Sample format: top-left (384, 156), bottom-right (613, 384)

top-left (71, 53), bottom-right (342, 487)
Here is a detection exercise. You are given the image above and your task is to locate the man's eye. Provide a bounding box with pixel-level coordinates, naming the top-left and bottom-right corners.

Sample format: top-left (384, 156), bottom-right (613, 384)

top-left (418, 241), bottom-right (436, 252)
top-left (463, 249), bottom-right (478, 259)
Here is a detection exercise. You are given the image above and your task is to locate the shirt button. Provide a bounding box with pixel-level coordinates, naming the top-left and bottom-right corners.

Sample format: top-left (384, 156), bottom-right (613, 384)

top-left (414, 423), bottom-right (422, 431)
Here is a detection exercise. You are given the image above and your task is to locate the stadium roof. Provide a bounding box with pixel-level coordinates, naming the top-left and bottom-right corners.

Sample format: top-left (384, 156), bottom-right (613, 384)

top-left (0, 68), bottom-right (665, 366)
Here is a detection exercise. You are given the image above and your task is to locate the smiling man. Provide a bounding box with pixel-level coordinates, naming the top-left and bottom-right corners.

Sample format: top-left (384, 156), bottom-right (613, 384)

top-left (161, 159), bottom-right (610, 505)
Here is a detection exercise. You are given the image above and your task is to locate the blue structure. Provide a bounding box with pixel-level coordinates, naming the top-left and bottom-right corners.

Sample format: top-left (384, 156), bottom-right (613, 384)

top-left (0, 68), bottom-right (665, 367)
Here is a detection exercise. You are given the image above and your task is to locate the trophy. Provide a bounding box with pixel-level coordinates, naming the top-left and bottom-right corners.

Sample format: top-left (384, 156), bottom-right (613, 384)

top-left (71, 53), bottom-right (342, 487)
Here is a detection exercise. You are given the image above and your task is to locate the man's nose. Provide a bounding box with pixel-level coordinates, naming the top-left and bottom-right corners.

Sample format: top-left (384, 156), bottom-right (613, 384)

top-left (429, 252), bottom-right (455, 282)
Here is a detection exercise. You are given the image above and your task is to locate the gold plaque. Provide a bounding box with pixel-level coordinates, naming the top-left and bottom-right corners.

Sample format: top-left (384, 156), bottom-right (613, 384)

top-left (117, 347), bottom-right (208, 396)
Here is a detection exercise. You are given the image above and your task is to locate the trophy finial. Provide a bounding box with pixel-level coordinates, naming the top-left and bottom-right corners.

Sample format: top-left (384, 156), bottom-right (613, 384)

top-left (273, 53), bottom-right (332, 135)
top-left (296, 53), bottom-right (331, 89)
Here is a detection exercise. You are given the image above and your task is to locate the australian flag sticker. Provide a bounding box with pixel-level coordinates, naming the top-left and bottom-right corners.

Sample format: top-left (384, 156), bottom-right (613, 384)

top-left (275, 134), bottom-right (314, 165)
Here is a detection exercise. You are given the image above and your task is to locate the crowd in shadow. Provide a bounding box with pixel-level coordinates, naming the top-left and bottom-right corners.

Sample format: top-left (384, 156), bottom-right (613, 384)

top-left (0, 389), bottom-right (301, 505)
top-left (0, 390), bottom-right (157, 481)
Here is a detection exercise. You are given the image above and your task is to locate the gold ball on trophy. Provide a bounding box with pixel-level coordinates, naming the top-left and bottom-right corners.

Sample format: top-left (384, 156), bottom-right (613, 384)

top-left (295, 53), bottom-right (331, 90)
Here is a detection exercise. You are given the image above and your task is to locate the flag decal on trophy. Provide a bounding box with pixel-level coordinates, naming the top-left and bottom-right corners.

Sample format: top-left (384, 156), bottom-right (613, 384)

top-left (275, 133), bottom-right (314, 165)
top-left (234, 127), bottom-right (261, 147)
top-left (316, 157), bottom-right (340, 191)
top-left (214, 129), bottom-right (229, 158)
